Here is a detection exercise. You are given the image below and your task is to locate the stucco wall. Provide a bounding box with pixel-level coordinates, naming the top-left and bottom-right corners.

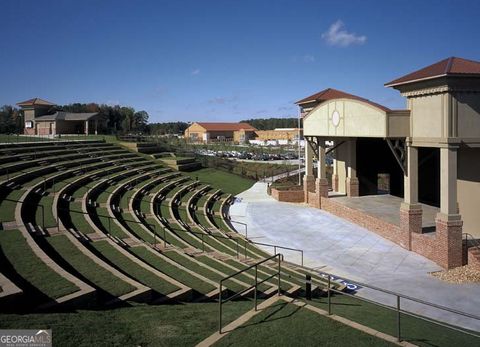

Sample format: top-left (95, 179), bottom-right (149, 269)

top-left (303, 99), bottom-right (387, 137)
top-left (458, 147), bottom-right (480, 238)
top-left (387, 111), bottom-right (410, 137)
top-left (185, 123), bottom-right (206, 142)
top-left (410, 94), bottom-right (445, 138)
top-left (455, 93), bottom-right (480, 138)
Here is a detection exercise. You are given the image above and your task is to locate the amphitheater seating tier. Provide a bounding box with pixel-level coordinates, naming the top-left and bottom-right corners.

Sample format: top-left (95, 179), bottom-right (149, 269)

top-left (0, 140), bottom-right (335, 311)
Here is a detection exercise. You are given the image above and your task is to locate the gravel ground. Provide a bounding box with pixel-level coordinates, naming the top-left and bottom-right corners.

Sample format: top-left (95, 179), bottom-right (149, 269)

top-left (431, 265), bottom-right (480, 284)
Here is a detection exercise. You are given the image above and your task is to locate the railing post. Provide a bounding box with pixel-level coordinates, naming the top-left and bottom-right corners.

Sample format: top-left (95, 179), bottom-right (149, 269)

top-left (236, 239), bottom-right (239, 258)
top-left (328, 276), bottom-right (332, 315)
top-left (163, 228), bottom-right (167, 247)
top-left (153, 224), bottom-right (156, 247)
top-left (301, 250), bottom-right (304, 267)
top-left (277, 254), bottom-right (281, 296)
top-left (202, 233), bottom-right (205, 252)
top-left (218, 281), bottom-right (222, 333)
top-left (108, 217), bottom-right (111, 235)
top-left (274, 245), bottom-right (277, 255)
top-left (397, 295), bottom-right (401, 342)
top-left (41, 205), bottom-right (45, 230)
top-left (244, 240), bottom-right (247, 259)
top-left (254, 265), bottom-right (258, 311)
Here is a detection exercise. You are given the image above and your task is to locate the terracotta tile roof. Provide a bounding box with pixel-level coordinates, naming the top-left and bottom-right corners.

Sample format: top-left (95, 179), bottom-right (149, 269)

top-left (16, 98), bottom-right (56, 107)
top-left (195, 122), bottom-right (257, 131)
top-left (295, 88), bottom-right (390, 111)
top-left (385, 57), bottom-right (480, 87)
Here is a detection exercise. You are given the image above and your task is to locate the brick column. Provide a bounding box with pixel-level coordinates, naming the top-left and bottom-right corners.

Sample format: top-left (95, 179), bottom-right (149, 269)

top-left (303, 175), bottom-right (315, 203)
top-left (435, 216), bottom-right (463, 269)
top-left (435, 146), bottom-right (463, 269)
top-left (315, 178), bottom-right (329, 208)
top-left (346, 177), bottom-right (359, 197)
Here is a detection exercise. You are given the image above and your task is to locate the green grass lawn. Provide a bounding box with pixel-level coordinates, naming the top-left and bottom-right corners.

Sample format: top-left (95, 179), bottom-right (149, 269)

top-left (184, 168), bottom-right (254, 196)
top-left (91, 240), bottom-right (179, 295)
top-left (36, 195), bottom-right (57, 228)
top-left (162, 251), bottom-right (246, 293)
top-left (0, 300), bottom-right (256, 346)
top-left (68, 202), bottom-right (97, 234)
top-left (120, 212), bottom-right (155, 242)
top-left (0, 189), bottom-right (25, 223)
top-left (130, 246), bottom-right (216, 295)
top-left (93, 207), bottom-right (128, 238)
top-left (214, 300), bottom-right (395, 347)
top-left (0, 230), bottom-right (78, 299)
top-left (307, 293), bottom-right (479, 347)
top-left (47, 235), bottom-right (135, 297)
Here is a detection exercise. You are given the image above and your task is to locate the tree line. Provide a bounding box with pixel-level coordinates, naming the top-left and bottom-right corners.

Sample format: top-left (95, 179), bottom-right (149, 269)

top-left (0, 105), bottom-right (23, 133)
top-left (0, 102), bottom-right (149, 134)
top-left (240, 117), bottom-right (299, 130)
top-left (0, 101), bottom-right (299, 135)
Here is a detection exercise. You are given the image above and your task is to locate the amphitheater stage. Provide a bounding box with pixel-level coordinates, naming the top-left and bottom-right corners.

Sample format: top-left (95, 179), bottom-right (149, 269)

top-left (230, 182), bottom-right (480, 332)
top-left (327, 193), bottom-right (439, 229)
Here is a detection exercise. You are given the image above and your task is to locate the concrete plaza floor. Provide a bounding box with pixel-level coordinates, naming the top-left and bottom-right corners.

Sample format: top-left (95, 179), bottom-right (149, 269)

top-left (330, 194), bottom-right (439, 228)
top-left (230, 182), bottom-right (480, 331)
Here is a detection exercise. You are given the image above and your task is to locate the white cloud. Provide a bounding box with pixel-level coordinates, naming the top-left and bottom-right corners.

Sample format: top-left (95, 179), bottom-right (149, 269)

top-left (322, 20), bottom-right (366, 47)
top-left (191, 69), bottom-right (200, 75)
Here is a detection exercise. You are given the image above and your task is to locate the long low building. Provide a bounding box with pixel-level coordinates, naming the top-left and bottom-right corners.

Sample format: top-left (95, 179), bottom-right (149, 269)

top-left (184, 122), bottom-right (257, 143)
top-left (184, 122), bottom-right (302, 144)
top-left (298, 56), bottom-right (480, 269)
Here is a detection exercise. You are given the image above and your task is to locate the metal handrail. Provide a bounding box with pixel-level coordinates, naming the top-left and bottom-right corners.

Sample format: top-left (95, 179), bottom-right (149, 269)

top-left (225, 217), bottom-right (305, 266)
top-left (218, 253), bottom-right (282, 333)
top-left (249, 241), bottom-right (303, 266)
top-left (229, 219), bottom-right (247, 238)
top-left (464, 232), bottom-right (480, 251)
top-left (302, 267), bottom-right (480, 342)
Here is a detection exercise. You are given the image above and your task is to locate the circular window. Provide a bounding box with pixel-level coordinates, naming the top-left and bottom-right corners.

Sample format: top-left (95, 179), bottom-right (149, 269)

top-left (332, 110), bottom-right (340, 127)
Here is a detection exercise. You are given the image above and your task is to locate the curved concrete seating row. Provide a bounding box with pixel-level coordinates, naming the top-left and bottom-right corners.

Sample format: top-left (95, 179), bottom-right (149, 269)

top-left (123, 176), bottom-right (255, 296)
top-left (13, 172), bottom-right (96, 309)
top-left (0, 147), bottom-right (152, 306)
top-left (5, 149), bottom-right (150, 307)
top-left (72, 166), bottom-right (192, 302)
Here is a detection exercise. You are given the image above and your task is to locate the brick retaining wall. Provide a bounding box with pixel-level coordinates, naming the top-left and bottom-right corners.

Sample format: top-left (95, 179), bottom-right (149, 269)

top-left (271, 188), bottom-right (305, 203)
top-left (320, 196), bottom-right (463, 269)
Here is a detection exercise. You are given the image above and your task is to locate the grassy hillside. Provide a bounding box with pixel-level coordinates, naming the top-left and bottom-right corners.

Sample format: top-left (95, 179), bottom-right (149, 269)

top-left (184, 168), bottom-right (255, 195)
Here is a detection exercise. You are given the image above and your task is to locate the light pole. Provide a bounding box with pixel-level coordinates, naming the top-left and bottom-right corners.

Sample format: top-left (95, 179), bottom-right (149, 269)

top-left (297, 108), bottom-right (302, 186)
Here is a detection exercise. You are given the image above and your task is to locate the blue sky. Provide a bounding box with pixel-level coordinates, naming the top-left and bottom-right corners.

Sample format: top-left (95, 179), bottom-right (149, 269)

top-left (1, 0), bottom-right (479, 122)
